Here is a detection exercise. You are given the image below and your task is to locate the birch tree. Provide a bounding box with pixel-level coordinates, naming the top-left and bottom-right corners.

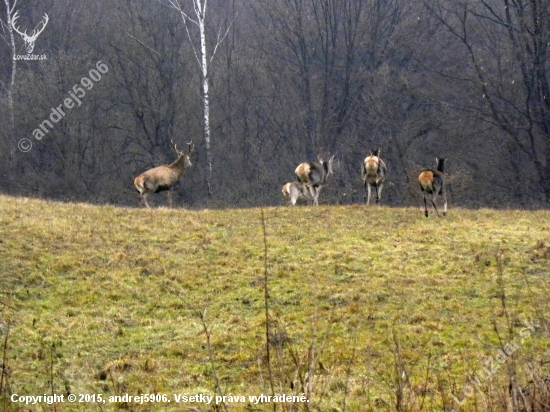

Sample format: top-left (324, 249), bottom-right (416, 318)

top-left (161, 0), bottom-right (235, 198)
top-left (0, 0), bottom-right (19, 185)
top-left (0, 0), bottom-right (17, 127)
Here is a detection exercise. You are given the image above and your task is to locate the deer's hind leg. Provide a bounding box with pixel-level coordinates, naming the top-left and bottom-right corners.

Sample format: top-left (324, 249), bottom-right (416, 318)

top-left (423, 192), bottom-right (429, 217)
top-left (308, 185), bottom-right (318, 206)
top-left (442, 188), bottom-right (448, 216)
top-left (376, 183), bottom-right (383, 204)
top-left (142, 193), bottom-right (151, 209)
top-left (167, 190), bottom-right (173, 208)
top-left (430, 192), bottom-right (440, 217)
top-left (366, 183), bottom-right (372, 205)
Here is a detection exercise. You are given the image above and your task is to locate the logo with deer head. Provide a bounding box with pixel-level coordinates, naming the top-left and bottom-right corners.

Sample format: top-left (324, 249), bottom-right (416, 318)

top-left (12, 10), bottom-right (49, 54)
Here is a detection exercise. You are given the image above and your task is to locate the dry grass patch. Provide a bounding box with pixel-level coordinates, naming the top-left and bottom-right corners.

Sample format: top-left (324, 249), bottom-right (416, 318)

top-left (0, 196), bottom-right (549, 410)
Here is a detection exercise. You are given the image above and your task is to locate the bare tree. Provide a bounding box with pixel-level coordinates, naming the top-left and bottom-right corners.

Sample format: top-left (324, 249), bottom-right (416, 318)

top-left (425, 0), bottom-right (550, 206)
top-left (0, 0), bottom-right (19, 187)
top-left (1, 0), bottom-right (549, 208)
top-left (0, 0), bottom-right (17, 128)
top-left (159, 0), bottom-right (236, 199)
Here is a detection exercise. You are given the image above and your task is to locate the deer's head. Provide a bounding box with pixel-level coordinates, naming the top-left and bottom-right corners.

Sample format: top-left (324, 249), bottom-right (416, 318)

top-left (317, 153), bottom-right (335, 177)
top-left (171, 139), bottom-right (195, 169)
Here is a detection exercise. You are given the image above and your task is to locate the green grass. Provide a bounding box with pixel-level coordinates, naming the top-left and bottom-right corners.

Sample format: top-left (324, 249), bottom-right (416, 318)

top-left (1, 195), bottom-right (550, 411)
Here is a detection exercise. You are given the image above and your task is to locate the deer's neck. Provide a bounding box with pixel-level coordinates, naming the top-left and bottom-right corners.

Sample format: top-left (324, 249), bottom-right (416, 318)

top-left (169, 155), bottom-right (187, 173)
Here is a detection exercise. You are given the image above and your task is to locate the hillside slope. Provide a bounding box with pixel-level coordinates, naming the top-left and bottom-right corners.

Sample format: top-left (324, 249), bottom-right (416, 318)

top-left (1, 196), bottom-right (549, 411)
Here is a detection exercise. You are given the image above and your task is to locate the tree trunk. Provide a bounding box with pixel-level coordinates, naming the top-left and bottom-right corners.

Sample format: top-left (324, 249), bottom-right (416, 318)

top-left (3, 0), bottom-right (18, 189)
top-left (197, 3), bottom-right (213, 197)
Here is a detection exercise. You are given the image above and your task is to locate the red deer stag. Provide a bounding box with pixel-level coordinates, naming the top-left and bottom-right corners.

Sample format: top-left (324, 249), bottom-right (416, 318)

top-left (418, 157), bottom-right (447, 217)
top-left (134, 141), bottom-right (194, 208)
top-left (295, 154), bottom-right (335, 206)
top-left (282, 182), bottom-right (314, 206)
top-left (362, 148), bottom-right (387, 205)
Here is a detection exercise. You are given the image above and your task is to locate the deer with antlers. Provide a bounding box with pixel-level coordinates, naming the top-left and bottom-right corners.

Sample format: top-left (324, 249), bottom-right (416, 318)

top-left (12, 11), bottom-right (49, 54)
top-left (295, 154), bottom-right (335, 206)
top-left (134, 141), bottom-right (194, 208)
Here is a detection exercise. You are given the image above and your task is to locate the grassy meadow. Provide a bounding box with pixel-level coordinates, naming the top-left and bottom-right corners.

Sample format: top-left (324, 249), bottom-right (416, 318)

top-left (1, 195), bottom-right (550, 411)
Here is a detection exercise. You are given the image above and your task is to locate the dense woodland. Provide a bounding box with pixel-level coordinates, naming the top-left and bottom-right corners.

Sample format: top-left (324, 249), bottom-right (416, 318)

top-left (1, 0), bottom-right (549, 209)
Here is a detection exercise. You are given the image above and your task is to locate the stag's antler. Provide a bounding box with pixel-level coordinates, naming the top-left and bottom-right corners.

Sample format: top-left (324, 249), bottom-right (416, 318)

top-left (170, 139), bottom-right (181, 155)
top-left (169, 139), bottom-right (194, 156)
top-left (30, 13), bottom-right (49, 40)
top-left (12, 11), bottom-right (48, 41)
top-left (11, 11), bottom-right (27, 38)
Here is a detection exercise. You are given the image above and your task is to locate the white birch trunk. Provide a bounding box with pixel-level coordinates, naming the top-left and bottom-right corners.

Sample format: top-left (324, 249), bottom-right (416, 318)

top-left (167, 0), bottom-right (234, 198)
top-left (3, 0), bottom-right (18, 185)
top-left (4, 0), bottom-right (16, 129)
top-left (195, 0), bottom-right (213, 197)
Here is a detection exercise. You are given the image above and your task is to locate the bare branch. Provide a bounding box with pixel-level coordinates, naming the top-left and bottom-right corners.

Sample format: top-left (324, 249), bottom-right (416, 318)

top-left (209, 11), bottom-right (239, 64)
top-left (124, 31), bottom-right (162, 56)
top-left (180, 12), bottom-right (202, 67)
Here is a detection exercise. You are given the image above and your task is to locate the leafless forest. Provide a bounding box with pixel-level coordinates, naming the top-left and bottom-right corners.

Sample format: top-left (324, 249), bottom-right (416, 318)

top-left (1, 0), bottom-right (549, 209)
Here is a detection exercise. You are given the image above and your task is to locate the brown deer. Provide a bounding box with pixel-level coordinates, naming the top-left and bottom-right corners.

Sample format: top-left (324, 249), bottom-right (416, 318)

top-left (361, 148), bottom-right (387, 205)
top-left (295, 154), bottom-right (335, 206)
top-left (418, 157), bottom-right (447, 217)
top-left (134, 141), bottom-right (194, 208)
top-left (282, 182), bottom-right (314, 206)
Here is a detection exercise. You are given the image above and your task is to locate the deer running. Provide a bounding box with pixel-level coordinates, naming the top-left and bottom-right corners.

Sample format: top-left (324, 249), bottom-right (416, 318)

top-left (134, 140), bottom-right (194, 208)
top-left (282, 182), bottom-right (314, 206)
top-left (361, 148), bottom-right (387, 205)
top-left (12, 11), bottom-right (49, 54)
top-left (418, 157), bottom-right (447, 217)
top-left (295, 154), bottom-right (335, 206)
